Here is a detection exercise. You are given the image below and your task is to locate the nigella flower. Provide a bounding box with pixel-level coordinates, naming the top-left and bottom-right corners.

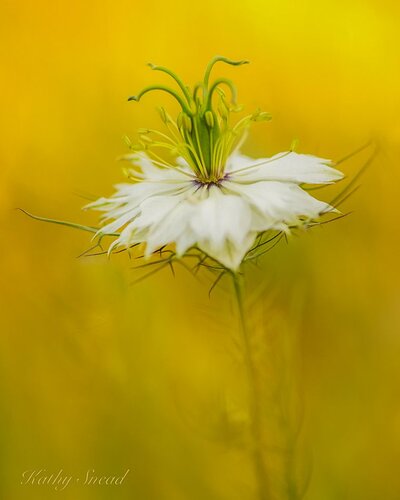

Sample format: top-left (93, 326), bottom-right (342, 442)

top-left (85, 57), bottom-right (343, 271)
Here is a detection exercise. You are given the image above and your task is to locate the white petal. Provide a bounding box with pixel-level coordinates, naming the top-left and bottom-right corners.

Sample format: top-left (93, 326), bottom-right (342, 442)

top-left (188, 186), bottom-right (255, 270)
top-left (199, 232), bottom-right (256, 271)
top-left (191, 186), bottom-right (252, 246)
top-left (175, 228), bottom-right (198, 256)
top-left (86, 180), bottom-right (189, 217)
top-left (132, 192), bottom-right (189, 232)
top-left (95, 208), bottom-right (140, 235)
top-left (88, 175), bottom-right (195, 249)
top-left (227, 151), bottom-right (343, 185)
top-left (143, 197), bottom-right (197, 255)
top-left (127, 153), bottom-right (195, 183)
top-left (225, 180), bottom-right (335, 230)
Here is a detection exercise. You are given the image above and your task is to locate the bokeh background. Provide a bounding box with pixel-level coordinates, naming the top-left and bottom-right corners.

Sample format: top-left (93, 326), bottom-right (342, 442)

top-left (1, 0), bottom-right (400, 498)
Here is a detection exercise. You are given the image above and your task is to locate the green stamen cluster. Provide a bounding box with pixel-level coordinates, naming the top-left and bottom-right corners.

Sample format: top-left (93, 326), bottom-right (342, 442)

top-left (128, 56), bottom-right (271, 184)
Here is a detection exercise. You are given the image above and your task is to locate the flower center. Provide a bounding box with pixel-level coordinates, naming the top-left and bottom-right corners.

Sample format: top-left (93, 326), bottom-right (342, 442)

top-left (127, 56), bottom-right (272, 182)
top-left (193, 172), bottom-right (230, 189)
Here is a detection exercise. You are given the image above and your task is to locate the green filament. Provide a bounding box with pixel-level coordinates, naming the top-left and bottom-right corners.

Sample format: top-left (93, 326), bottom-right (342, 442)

top-left (128, 85), bottom-right (194, 116)
top-left (128, 56), bottom-right (269, 183)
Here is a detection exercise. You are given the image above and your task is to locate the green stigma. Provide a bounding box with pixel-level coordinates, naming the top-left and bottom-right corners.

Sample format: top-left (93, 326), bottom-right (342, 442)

top-left (127, 56), bottom-right (272, 183)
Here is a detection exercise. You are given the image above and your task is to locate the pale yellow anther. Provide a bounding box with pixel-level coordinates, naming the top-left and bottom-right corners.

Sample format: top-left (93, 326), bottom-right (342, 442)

top-left (205, 111), bottom-right (215, 128)
top-left (182, 113), bottom-right (193, 133)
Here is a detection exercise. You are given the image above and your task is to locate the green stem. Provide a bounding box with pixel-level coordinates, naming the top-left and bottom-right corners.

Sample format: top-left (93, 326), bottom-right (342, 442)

top-left (232, 273), bottom-right (270, 500)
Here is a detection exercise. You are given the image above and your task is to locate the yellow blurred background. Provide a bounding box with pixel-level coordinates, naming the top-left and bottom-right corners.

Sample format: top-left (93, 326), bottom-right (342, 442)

top-left (1, 0), bottom-right (400, 498)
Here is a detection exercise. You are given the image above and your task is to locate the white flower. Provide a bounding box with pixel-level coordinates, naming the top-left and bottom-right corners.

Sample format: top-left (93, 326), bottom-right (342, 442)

top-left (86, 151), bottom-right (343, 271)
top-left (85, 57), bottom-right (344, 271)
